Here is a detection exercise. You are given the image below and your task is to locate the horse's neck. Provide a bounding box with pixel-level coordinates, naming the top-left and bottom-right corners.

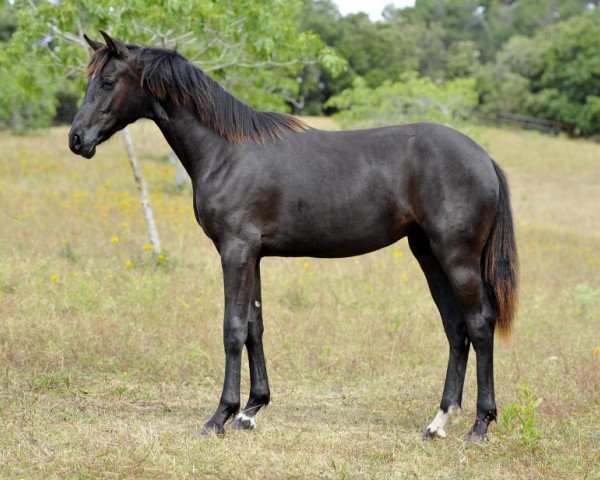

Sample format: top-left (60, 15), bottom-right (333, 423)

top-left (152, 105), bottom-right (233, 182)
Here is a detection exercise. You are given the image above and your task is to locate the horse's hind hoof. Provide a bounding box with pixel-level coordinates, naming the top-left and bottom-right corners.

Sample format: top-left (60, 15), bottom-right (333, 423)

top-left (230, 412), bottom-right (256, 430)
top-left (422, 427), bottom-right (446, 440)
top-left (199, 422), bottom-right (225, 437)
top-left (465, 431), bottom-right (487, 443)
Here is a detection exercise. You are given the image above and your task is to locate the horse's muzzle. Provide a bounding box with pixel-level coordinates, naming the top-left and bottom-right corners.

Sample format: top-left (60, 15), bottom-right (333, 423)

top-left (68, 130), bottom-right (96, 158)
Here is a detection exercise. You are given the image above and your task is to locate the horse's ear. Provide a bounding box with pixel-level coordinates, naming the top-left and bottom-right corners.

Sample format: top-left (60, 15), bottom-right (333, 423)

top-left (83, 33), bottom-right (103, 52)
top-left (99, 30), bottom-right (129, 58)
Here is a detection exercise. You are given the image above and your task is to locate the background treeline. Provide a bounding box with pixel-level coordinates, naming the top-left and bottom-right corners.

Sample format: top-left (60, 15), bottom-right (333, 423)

top-left (297, 0), bottom-right (600, 136)
top-left (1, 0), bottom-right (600, 136)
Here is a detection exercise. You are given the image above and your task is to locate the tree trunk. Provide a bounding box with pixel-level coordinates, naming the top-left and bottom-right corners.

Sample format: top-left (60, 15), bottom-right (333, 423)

top-left (168, 149), bottom-right (188, 190)
top-left (11, 109), bottom-right (22, 131)
top-left (121, 127), bottom-right (162, 255)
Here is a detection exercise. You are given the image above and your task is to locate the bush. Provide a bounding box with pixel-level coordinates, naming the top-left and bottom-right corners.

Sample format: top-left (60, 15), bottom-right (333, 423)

top-left (326, 72), bottom-right (478, 130)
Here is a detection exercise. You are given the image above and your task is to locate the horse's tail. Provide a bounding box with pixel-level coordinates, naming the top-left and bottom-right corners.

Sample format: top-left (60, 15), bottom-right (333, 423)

top-left (482, 160), bottom-right (519, 338)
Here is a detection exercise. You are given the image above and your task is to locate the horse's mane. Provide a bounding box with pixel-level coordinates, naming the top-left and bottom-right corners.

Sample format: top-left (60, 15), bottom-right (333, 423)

top-left (87, 45), bottom-right (308, 144)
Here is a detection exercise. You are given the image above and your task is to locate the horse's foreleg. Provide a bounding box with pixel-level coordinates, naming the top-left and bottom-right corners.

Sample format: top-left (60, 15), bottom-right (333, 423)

top-left (408, 232), bottom-right (469, 439)
top-left (200, 240), bottom-right (257, 435)
top-left (231, 261), bottom-right (270, 430)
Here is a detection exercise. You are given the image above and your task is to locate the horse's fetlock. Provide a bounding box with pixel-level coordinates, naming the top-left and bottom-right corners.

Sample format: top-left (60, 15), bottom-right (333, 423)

top-left (221, 399), bottom-right (241, 416)
top-left (250, 388), bottom-right (270, 407)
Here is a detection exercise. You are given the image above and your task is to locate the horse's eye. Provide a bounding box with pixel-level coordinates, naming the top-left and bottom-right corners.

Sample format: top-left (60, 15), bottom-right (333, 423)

top-left (101, 78), bottom-right (116, 90)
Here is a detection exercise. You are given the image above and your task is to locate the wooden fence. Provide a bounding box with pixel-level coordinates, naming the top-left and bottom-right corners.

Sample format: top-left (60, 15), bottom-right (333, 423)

top-left (496, 111), bottom-right (576, 135)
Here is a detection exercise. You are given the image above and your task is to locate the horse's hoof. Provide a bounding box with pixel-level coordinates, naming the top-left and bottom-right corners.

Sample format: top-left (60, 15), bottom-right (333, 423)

top-left (199, 422), bottom-right (225, 436)
top-left (230, 412), bottom-right (256, 430)
top-left (465, 431), bottom-right (486, 443)
top-left (422, 427), bottom-right (446, 440)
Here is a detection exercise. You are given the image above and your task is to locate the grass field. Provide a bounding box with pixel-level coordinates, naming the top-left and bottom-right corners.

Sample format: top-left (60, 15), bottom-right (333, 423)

top-left (0, 118), bottom-right (598, 479)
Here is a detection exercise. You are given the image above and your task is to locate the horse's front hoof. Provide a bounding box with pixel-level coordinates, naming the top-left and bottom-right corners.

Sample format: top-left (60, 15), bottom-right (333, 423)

top-left (230, 412), bottom-right (257, 430)
top-left (199, 422), bottom-right (225, 436)
top-left (465, 430), bottom-right (487, 443)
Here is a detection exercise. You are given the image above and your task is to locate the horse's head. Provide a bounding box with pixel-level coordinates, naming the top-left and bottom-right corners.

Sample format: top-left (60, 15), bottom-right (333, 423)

top-left (69, 32), bottom-right (150, 158)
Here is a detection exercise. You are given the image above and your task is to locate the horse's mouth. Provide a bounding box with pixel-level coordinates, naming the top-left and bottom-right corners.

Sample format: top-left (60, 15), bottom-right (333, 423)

top-left (81, 131), bottom-right (111, 158)
top-left (81, 144), bottom-right (97, 159)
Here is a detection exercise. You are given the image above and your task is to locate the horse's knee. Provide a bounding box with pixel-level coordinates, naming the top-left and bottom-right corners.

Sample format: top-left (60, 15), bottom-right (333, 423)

top-left (223, 321), bottom-right (247, 352)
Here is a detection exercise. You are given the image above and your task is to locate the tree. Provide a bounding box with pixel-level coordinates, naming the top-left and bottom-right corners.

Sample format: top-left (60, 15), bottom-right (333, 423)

top-left (484, 9), bottom-right (600, 135)
top-left (297, 1), bottom-right (453, 114)
top-left (479, 0), bottom-right (593, 61)
top-left (4, 0), bottom-right (342, 119)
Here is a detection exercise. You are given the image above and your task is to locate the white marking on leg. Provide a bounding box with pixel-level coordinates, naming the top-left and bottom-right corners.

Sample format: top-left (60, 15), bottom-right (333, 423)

top-left (254, 300), bottom-right (261, 308)
top-left (426, 406), bottom-right (461, 438)
top-left (235, 412), bottom-right (256, 429)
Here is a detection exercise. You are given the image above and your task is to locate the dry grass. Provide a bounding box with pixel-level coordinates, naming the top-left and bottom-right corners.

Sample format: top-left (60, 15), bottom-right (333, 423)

top-left (0, 120), bottom-right (598, 479)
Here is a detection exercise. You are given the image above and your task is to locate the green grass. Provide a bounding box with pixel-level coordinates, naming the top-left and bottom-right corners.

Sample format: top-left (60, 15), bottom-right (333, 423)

top-left (0, 120), bottom-right (598, 478)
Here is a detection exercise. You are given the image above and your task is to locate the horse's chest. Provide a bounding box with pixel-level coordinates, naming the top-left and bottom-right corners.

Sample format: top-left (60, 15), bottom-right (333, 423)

top-left (193, 192), bottom-right (245, 243)
top-left (192, 196), bottom-right (221, 240)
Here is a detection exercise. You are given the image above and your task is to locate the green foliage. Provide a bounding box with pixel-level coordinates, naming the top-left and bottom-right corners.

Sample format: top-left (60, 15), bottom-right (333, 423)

top-left (477, 66), bottom-right (532, 115)
top-left (499, 384), bottom-right (543, 448)
top-left (327, 73), bottom-right (478, 129)
top-left (0, 2), bottom-right (16, 42)
top-left (487, 9), bottom-right (600, 135)
top-left (298, 0), bottom-right (600, 132)
top-left (298, 1), bottom-right (481, 114)
top-left (393, 0), bottom-right (486, 48)
top-left (33, 371), bottom-right (73, 392)
top-left (4, 0), bottom-right (600, 136)
top-left (1, 0), bottom-right (343, 130)
top-left (0, 37), bottom-right (58, 130)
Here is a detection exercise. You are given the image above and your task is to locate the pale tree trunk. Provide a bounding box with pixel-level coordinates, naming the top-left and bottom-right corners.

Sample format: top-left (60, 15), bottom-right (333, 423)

top-left (121, 127), bottom-right (162, 255)
top-left (168, 149), bottom-right (188, 190)
top-left (11, 109), bottom-right (22, 131)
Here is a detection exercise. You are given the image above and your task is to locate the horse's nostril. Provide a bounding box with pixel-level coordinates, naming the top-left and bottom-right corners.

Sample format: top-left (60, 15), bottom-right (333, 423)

top-left (70, 132), bottom-right (83, 153)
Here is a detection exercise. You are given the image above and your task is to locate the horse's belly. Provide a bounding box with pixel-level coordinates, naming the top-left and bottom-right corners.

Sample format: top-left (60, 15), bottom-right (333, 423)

top-left (262, 205), bottom-right (412, 258)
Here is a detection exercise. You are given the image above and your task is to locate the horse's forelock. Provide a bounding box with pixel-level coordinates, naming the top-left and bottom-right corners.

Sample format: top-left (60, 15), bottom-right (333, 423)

top-left (86, 47), bottom-right (112, 78)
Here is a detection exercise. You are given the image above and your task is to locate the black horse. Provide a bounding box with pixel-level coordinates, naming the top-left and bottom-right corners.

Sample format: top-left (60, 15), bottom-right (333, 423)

top-left (69, 32), bottom-right (518, 442)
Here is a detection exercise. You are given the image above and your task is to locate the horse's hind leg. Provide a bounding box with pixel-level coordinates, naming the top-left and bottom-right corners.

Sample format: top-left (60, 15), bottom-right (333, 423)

top-left (231, 260), bottom-right (270, 430)
top-left (428, 236), bottom-right (497, 442)
top-left (408, 230), bottom-right (470, 439)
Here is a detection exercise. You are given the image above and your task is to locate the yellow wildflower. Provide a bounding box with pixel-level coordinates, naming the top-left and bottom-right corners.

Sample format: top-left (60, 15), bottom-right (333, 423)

top-left (111, 236), bottom-right (120, 243)
top-left (50, 274), bottom-right (59, 282)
